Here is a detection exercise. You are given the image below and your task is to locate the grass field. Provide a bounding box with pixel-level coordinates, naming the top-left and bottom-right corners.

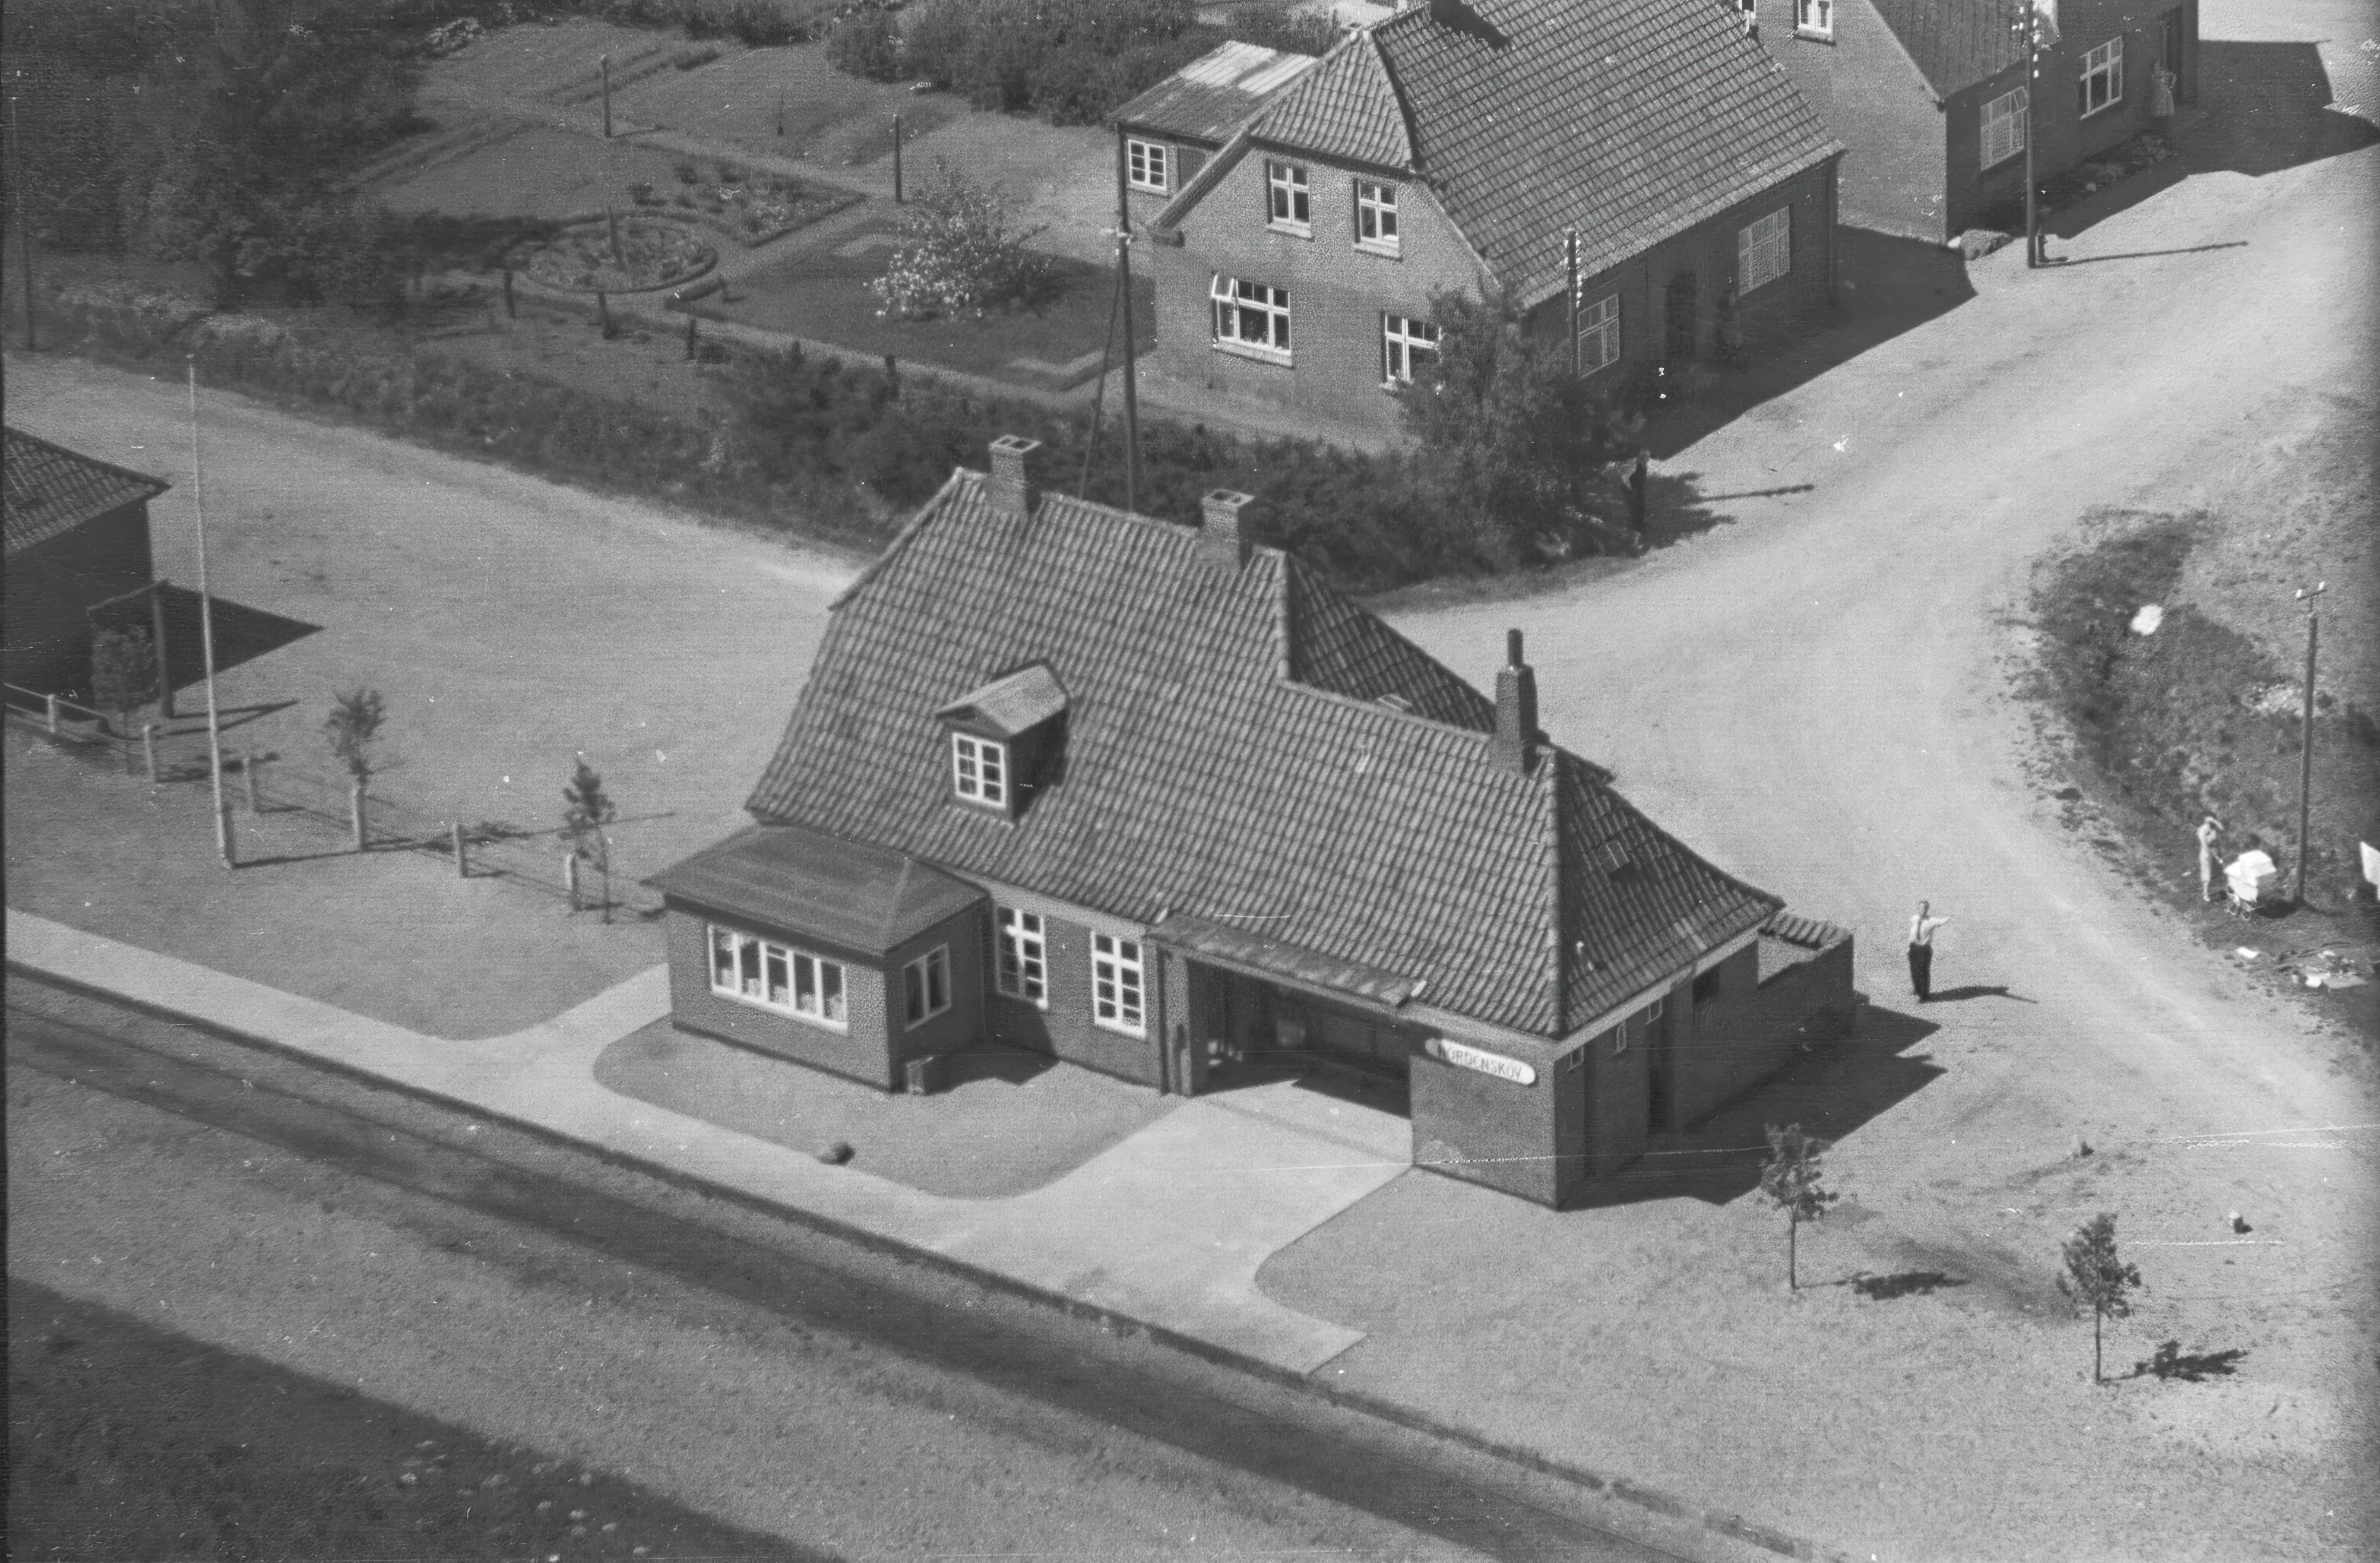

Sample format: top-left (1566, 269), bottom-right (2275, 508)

top-left (6, 1278), bottom-right (816, 1563)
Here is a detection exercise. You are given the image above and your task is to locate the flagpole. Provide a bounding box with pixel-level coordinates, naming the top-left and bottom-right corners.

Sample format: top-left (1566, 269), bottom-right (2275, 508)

top-left (2023, 1), bottom-right (2039, 268)
top-left (187, 359), bottom-right (234, 868)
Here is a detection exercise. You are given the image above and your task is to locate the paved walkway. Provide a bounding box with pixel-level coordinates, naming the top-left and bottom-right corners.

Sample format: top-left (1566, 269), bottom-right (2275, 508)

top-left (6, 907), bottom-right (1405, 1377)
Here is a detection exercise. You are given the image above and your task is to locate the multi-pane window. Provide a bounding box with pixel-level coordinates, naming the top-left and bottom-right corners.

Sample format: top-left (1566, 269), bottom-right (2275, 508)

top-left (710, 925), bottom-right (847, 1029)
top-left (1266, 160), bottom-right (1311, 231)
top-left (1354, 181), bottom-right (1398, 252)
top-left (1738, 207), bottom-right (1792, 294)
top-left (952, 732), bottom-right (1007, 808)
top-left (903, 945), bottom-right (950, 1027)
top-left (1577, 293), bottom-right (1621, 375)
top-left (2078, 37), bottom-right (2123, 117)
top-left (1091, 932), bottom-right (1145, 1036)
top-left (995, 907), bottom-right (1047, 1006)
top-left (1126, 137), bottom-right (1169, 194)
top-left (1795, 0), bottom-right (1830, 34)
top-left (1212, 274), bottom-right (1292, 357)
top-left (1381, 314), bottom-right (1439, 384)
top-left (1981, 86), bottom-right (2028, 169)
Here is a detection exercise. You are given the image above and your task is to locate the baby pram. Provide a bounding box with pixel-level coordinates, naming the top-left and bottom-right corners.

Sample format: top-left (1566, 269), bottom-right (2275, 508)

top-left (2224, 850), bottom-right (2278, 916)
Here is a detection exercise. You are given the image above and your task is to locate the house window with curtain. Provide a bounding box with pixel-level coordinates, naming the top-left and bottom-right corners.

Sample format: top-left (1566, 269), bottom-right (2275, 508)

top-left (709, 925), bottom-right (847, 1030)
top-left (1381, 314), bottom-right (1439, 385)
top-left (1981, 86), bottom-right (2028, 169)
top-left (1212, 274), bottom-right (1292, 360)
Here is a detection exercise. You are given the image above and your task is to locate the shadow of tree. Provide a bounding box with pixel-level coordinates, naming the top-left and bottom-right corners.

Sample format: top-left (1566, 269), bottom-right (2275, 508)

top-left (2129, 1340), bottom-right (2250, 1381)
top-left (1849, 1269), bottom-right (1967, 1301)
top-left (1566, 999), bottom-right (1947, 1210)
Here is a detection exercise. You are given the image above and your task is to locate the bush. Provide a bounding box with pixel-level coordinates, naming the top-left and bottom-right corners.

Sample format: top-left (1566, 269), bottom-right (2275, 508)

top-left (900, 0), bottom-right (972, 87)
top-left (825, 8), bottom-right (903, 81)
top-left (1220, 1), bottom-right (1338, 55)
top-left (851, 0), bottom-right (1213, 123)
top-left (870, 164), bottom-right (1059, 320)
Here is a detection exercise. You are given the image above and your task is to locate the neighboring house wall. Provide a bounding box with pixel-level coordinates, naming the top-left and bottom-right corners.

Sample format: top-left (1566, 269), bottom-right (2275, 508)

top-left (1669, 936), bottom-right (1856, 1128)
top-left (1145, 151), bottom-right (1485, 432)
top-left (2, 502), bottom-right (155, 697)
top-left (1754, 0), bottom-right (1949, 240)
top-left (1524, 159), bottom-right (1840, 372)
top-left (663, 902), bottom-right (980, 1091)
top-left (975, 877), bottom-right (1166, 1089)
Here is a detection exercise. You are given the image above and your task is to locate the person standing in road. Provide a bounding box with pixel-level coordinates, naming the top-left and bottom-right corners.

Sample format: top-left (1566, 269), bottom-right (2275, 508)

top-left (1908, 901), bottom-right (1949, 1002)
top-left (2196, 814), bottom-right (2223, 902)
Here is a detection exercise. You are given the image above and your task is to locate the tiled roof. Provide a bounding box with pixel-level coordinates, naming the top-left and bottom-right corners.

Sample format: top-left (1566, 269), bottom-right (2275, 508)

top-left (1111, 40), bottom-right (1321, 146)
top-left (743, 467), bottom-right (1778, 1038)
top-left (937, 663), bottom-right (1068, 738)
top-left (4, 428), bottom-right (169, 556)
top-left (1251, 30), bottom-right (1417, 170)
top-left (647, 823), bottom-right (986, 954)
top-left (1870, 0), bottom-right (2023, 97)
top-left (1243, 0), bottom-right (1842, 304)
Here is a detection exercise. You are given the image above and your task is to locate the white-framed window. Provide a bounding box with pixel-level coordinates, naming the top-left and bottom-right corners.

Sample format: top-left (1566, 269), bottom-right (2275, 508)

top-left (2078, 37), bottom-right (2123, 118)
top-left (1381, 314), bottom-right (1438, 385)
top-left (995, 906), bottom-right (1047, 1006)
top-left (1615, 1022), bottom-right (1629, 1055)
top-left (1738, 207), bottom-right (1792, 295)
top-left (903, 945), bottom-right (951, 1027)
top-left (1126, 137), bottom-right (1169, 194)
top-left (952, 732), bottom-right (1007, 809)
top-left (1563, 1046), bottom-right (1585, 1072)
top-left (1980, 86), bottom-right (2028, 169)
top-left (710, 925), bottom-right (847, 1030)
top-left (1212, 274), bottom-right (1292, 359)
top-left (1267, 160), bottom-right (1311, 232)
top-left (1354, 180), bottom-right (1398, 253)
top-left (1577, 292), bottom-right (1621, 375)
top-left (1795, 0), bottom-right (1830, 36)
top-left (1091, 932), bottom-right (1145, 1036)
top-left (1737, 0), bottom-right (1758, 36)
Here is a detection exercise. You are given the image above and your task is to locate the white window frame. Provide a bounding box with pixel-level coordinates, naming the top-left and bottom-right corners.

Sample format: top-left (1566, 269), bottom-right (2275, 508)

top-left (1738, 207), bottom-right (1792, 296)
top-left (709, 924), bottom-right (848, 1031)
top-left (1795, 0), bottom-right (1831, 37)
top-left (2078, 37), bottom-right (2123, 118)
top-left (1266, 160), bottom-right (1311, 234)
top-left (1577, 292), bottom-right (1621, 375)
top-left (1126, 137), bottom-right (1169, 194)
top-left (1381, 314), bottom-right (1439, 386)
top-left (1354, 180), bottom-right (1399, 254)
top-left (1091, 932), bottom-right (1146, 1037)
top-left (1211, 274), bottom-right (1292, 361)
top-left (995, 906), bottom-right (1047, 1007)
top-left (952, 732), bottom-right (1007, 809)
top-left (1980, 86), bottom-right (2028, 170)
top-left (903, 945), bottom-right (951, 1029)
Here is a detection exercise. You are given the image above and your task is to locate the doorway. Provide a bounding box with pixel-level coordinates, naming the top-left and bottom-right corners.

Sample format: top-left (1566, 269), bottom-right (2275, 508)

top-left (1664, 270), bottom-right (1699, 359)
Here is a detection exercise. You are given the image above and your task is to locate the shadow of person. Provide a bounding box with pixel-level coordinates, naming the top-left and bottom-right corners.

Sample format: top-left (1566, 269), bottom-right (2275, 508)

top-left (1923, 985), bottom-right (2037, 1004)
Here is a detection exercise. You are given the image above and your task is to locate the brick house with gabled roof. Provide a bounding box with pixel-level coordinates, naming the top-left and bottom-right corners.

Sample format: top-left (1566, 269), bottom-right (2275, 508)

top-left (651, 436), bottom-right (1854, 1206)
top-left (1128, 0), bottom-right (1846, 435)
top-left (1746, 0), bottom-right (2198, 242)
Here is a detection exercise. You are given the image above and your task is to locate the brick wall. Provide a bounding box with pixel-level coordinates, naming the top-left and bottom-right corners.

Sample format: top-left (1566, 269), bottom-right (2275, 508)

top-left (663, 906), bottom-right (901, 1089)
top-left (1119, 131), bottom-right (1214, 232)
top-left (1410, 1034), bottom-right (1565, 1206)
top-left (1669, 935), bottom-right (1856, 1128)
top-left (976, 879), bottom-right (1165, 1088)
top-left (2, 502), bottom-right (156, 698)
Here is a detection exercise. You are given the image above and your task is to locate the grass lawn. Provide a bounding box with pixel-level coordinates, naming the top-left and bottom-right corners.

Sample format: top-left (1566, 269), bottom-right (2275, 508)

top-left (6, 1278), bottom-right (812, 1563)
top-left (616, 40), bottom-right (966, 170)
top-left (596, 1021), bottom-right (1175, 1198)
top-left (707, 232), bottom-right (1154, 383)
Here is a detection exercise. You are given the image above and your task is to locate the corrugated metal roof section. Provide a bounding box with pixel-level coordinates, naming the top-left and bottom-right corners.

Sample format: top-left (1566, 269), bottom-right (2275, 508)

top-left (1154, 911), bottom-right (1428, 1007)
top-left (647, 823), bottom-right (986, 954)
top-left (1182, 40), bottom-right (1285, 86)
top-left (4, 427), bottom-right (170, 556)
top-left (936, 663), bottom-right (1068, 738)
top-left (1113, 40), bottom-right (1321, 144)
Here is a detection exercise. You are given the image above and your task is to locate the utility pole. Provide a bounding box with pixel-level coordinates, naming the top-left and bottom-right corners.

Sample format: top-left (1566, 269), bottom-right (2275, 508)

top-left (2017, 0), bottom-right (2057, 267)
top-left (1113, 135), bottom-right (1141, 513)
top-left (2293, 581), bottom-right (2326, 906)
top-left (11, 97), bottom-right (34, 350)
top-left (601, 53), bottom-right (613, 139)
top-left (892, 112), bottom-right (904, 204)
top-left (187, 360), bottom-right (234, 869)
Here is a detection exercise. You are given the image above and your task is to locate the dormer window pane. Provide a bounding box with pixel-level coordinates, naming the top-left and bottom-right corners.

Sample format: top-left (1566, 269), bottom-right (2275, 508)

top-left (952, 732), bottom-right (1008, 808)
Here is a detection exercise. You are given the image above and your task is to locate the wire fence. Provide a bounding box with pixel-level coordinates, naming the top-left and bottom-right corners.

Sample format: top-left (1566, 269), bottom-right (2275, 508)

top-left (7, 684), bottom-right (658, 917)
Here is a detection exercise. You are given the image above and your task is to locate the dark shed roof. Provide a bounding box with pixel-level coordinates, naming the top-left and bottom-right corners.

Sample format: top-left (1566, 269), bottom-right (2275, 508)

top-left (1111, 40), bottom-right (1322, 146)
top-left (649, 824), bottom-right (986, 955)
top-left (4, 428), bottom-right (170, 556)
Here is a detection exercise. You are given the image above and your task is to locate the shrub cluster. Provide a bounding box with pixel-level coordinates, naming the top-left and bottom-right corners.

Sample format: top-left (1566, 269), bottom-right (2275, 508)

top-left (824, 5), bottom-right (903, 81)
top-left (869, 167), bottom-right (1059, 321)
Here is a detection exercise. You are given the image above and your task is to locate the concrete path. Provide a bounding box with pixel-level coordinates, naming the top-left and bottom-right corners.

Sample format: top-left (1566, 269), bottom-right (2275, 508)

top-left (7, 907), bottom-right (1401, 1377)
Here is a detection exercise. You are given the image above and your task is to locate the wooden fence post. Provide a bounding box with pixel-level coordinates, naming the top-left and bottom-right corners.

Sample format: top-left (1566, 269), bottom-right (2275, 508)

top-left (686, 312), bottom-right (698, 359)
top-left (564, 851), bottom-right (581, 911)
top-left (350, 781), bottom-right (368, 852)
top-left (452, 821), bottom-right (469, 878)
top-left (503, 267), bottom-right (516, 319)
top-left (893, 112), bottom-right (903, 205)
top-left (46, 691), bottom-right (59, 734)
top-left (143, 722), bottom-right (158, 783)
top-left (242, 749), bottom-right (259, 812)
top-left (597, 290), bottom-right (613, 338)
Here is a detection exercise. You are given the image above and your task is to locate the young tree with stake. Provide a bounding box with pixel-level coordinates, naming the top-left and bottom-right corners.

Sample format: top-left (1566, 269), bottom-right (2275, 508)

top-left (2057, 1213), bottom-right (2142, 1384)
top-left (562, 758), bottom-right (618, 922)
top-left (1759, 1122), bottom-right (1840, 1290)
top-left (323, 687), bottom-right (386, 851)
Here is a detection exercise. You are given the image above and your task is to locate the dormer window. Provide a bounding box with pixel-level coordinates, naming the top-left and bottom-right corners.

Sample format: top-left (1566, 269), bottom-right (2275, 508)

top-left (936, 663), bottom-right (1069, 818)
top-left (952, 733), bottom-right (1007, 808)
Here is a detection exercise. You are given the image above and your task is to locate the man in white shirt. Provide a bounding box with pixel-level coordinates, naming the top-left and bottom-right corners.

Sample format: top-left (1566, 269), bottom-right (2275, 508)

top-left (1908, 901), bottom-right (1949, 1002)
top-left (2196, 815), bottom-right (2223, 902)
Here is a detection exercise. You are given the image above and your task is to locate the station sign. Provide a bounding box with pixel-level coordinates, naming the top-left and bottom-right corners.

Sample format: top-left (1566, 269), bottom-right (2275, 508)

top-left (1424, 1036), bottom-right (1537, 1086)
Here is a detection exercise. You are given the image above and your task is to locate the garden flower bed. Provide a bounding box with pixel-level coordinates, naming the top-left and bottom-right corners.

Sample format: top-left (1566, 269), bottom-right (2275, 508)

top-left (521, 217), bottom-right (716, 293)
top-left (630, 159), bottom-right (861, 248)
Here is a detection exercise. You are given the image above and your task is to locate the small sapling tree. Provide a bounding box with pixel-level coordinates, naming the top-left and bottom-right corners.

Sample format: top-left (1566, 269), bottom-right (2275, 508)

top-left (2057, 1213), bottom-right (2142, 1384)
top-left (323, 687), bottom-right (387, 850)
top-left (561, 758), bottom-right (619, 922)
top-left (89, 626), bottom-right (160, 771)
top-left (1759, 1122), bottom-right (1840, 1290)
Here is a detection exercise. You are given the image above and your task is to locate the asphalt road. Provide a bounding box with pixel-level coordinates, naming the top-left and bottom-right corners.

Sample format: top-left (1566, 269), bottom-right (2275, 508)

top-left (3, 976), bottom-right (1675, 1563)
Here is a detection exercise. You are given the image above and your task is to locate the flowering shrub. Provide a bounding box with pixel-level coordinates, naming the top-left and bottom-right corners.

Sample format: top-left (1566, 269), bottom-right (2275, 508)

top-left (869, 166), bottom-right (1059, 321)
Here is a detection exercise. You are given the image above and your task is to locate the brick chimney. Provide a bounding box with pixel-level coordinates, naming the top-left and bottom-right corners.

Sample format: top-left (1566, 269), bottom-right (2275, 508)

top-left (1200, 489), bottom-right (1255, 569)
top-left (988, 434), bottom-right (1041, 518)
top-left (1493, 628), bottom-right (1537, 773)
